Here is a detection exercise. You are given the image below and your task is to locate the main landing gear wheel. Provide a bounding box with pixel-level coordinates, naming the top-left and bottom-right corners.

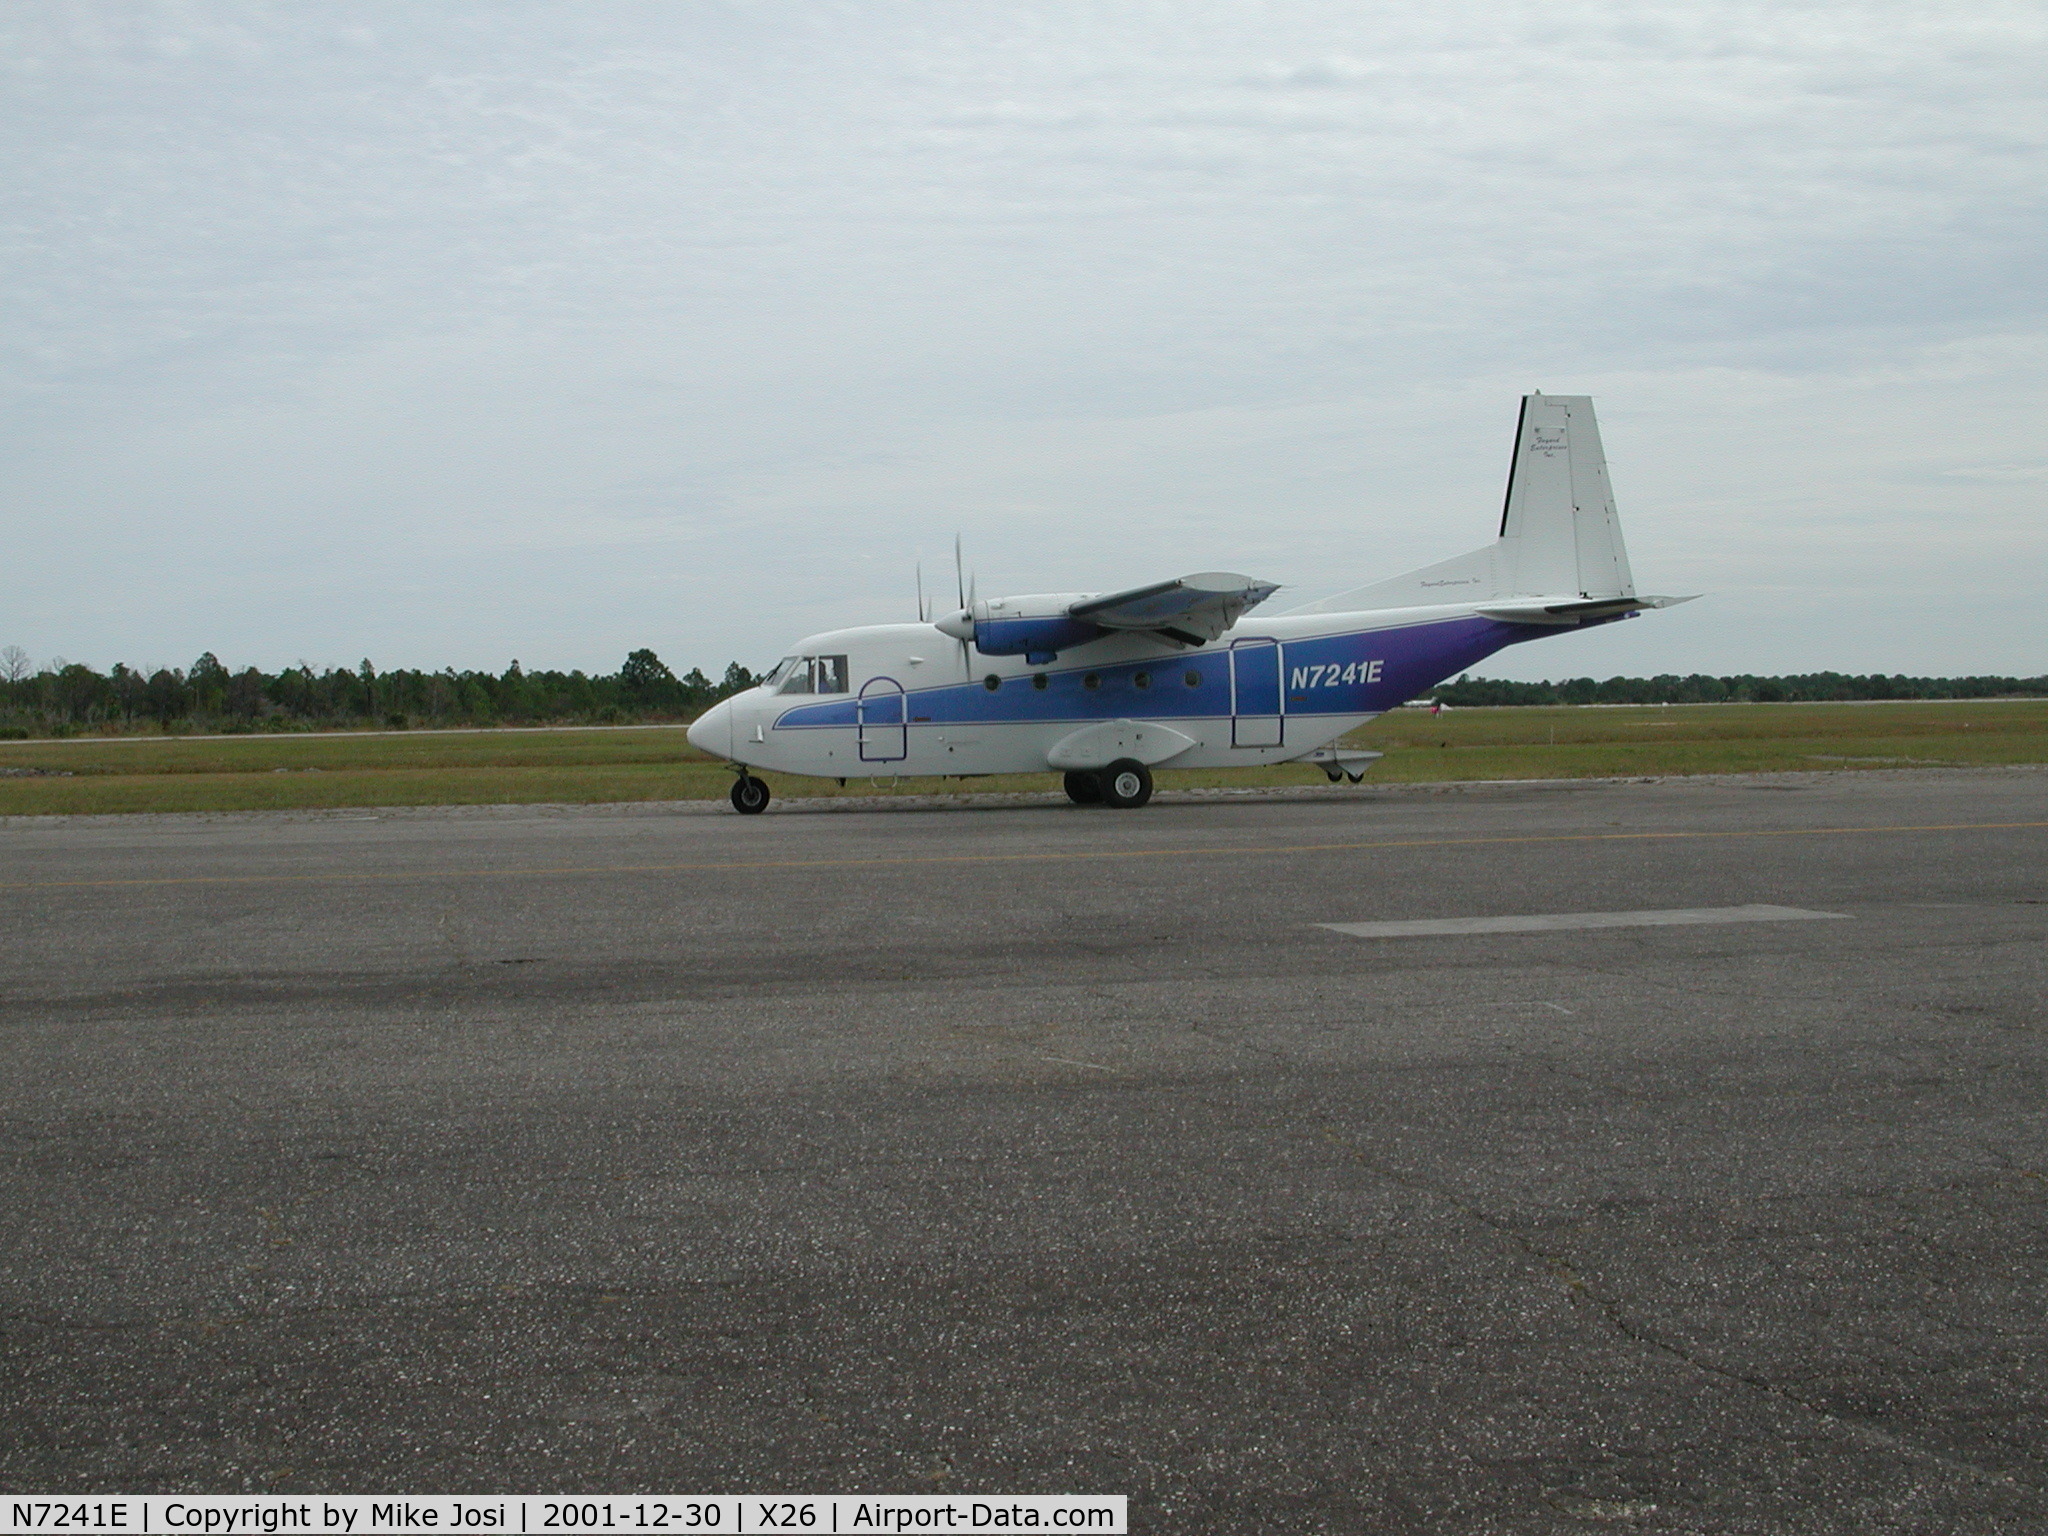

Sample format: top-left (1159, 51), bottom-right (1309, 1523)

top-left (1100, 758), bottom-right (1153, 809)
top-left (1063, 770), bottom-right (1103, 805)
top-left (730, 774), bottom-right (771, 815)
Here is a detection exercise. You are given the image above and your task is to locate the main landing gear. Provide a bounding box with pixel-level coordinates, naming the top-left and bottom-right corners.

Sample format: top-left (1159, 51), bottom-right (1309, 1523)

top-left (1064, 758), bottom-right (1153, 809)
top-left (729, 773), bottom-right (771, 815)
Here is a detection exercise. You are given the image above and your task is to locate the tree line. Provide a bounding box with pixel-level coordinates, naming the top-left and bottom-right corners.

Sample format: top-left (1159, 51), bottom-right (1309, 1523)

top-left (4, 646), bottom-right (2042, 737)
top-left (0, 646), bottom-right (761, 737)
top-left (1434, 671), bottom-right (2048, 707)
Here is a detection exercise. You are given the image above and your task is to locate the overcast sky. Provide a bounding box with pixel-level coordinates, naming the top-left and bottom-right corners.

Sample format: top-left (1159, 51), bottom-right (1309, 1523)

top-left (5, 2), bottom-right (2044, 682)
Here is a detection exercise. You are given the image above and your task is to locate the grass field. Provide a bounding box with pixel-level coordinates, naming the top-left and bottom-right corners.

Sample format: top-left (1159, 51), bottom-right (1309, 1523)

top-left (1, 701), bottom-right (2043, 815)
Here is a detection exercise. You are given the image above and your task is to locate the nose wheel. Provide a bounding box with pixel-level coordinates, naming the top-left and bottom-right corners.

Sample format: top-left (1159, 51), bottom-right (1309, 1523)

top-left (730, 774), bottom-right (771, 815)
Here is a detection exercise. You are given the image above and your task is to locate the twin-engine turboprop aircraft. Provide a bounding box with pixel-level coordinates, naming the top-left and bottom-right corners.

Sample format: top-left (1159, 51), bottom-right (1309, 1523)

top-left (687, 395), bottom-right (1692, 813)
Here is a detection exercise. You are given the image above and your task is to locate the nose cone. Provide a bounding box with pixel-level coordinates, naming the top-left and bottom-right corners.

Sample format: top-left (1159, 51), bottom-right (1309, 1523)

top-left (686, 698), bottom-right (732, 757)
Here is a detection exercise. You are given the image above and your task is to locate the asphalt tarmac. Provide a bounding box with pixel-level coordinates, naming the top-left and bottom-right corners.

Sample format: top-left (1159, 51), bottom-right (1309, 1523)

top-left (3, 769), bottom-right (2046, 1532)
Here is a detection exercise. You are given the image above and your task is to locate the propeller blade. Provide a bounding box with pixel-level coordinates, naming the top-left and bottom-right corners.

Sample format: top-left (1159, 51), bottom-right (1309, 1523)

top-left (965, 571), bottom-right (978, 672)
top-left (954, 534), bottom-right (965, 610)
top-left (916, 561), bottom-right (926, 623)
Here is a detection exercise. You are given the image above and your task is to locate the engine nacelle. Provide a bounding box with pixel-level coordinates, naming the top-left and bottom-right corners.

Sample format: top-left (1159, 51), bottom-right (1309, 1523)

top-left (969, 615), bottom-right (1106, 658)
top-left (934, 592), bottom-right (1106, 661)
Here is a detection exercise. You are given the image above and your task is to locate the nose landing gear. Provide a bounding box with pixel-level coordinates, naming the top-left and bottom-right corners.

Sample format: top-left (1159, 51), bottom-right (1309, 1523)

top-left (729, 773), bottom-right (771, 815)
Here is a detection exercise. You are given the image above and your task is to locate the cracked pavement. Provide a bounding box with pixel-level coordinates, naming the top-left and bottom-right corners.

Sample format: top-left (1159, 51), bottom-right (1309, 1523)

top-left (2, 768), bottom-right (2046, 1531)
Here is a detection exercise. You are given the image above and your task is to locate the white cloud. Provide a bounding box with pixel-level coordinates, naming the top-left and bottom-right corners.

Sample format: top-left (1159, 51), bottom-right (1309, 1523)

top-left (0, 0), bottom-right (2042, 678)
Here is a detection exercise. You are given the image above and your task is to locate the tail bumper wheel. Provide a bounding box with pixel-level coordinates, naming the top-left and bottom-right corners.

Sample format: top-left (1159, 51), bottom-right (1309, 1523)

top-left (1100, 758), bottom-right (1153, 809)
top-left (1063, 770), bottom-right (1103, 805)
top-left (730, 775), bottom-right (771, 815)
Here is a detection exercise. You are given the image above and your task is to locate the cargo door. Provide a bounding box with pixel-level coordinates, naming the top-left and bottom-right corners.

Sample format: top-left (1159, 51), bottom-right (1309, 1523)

top-left (1230, 639), bottom-right (1283, 747)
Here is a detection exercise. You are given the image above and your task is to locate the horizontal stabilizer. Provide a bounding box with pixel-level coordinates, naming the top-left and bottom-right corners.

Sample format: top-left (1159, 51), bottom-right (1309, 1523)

top-left (1477, 594), bottom-right (1698, 627)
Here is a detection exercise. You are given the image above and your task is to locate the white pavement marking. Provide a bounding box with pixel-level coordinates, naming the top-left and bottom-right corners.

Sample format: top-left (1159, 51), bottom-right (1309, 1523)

top-left (1318, 904), bottom-right (1849, 939)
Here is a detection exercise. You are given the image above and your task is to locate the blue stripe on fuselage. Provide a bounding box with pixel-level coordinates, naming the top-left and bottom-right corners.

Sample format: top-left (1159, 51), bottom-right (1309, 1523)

top-left (772, 614), bottom-right (1561, 731)
top-left (1278, 615), bottom-right (1543, 716)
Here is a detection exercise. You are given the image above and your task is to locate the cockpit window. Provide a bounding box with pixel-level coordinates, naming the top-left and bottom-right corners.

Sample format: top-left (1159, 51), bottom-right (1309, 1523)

top-left (771, 655), bottom-right (850, 695)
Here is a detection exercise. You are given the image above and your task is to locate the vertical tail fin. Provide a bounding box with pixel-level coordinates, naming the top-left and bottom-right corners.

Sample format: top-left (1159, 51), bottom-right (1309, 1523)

top-left (1498, 394), bottom-right (1634, 599)
top-left (1288, 393), bottom-right (1637, 613)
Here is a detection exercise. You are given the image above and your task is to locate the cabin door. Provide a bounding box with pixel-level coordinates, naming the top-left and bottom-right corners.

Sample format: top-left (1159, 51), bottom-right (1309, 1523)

top-left (857, 676), bottom-right (908, 762)
top-left (1230, 639), bottom-right (1283, 747)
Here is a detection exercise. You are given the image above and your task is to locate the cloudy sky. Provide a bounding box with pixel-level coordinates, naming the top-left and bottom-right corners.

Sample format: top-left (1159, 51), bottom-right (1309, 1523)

top-left (5, 1), bottom-right (2044, 682)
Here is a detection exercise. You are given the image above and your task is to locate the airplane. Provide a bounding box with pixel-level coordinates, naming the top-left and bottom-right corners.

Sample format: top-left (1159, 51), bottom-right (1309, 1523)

top-left (687, 394), bottom-right (1693, 813)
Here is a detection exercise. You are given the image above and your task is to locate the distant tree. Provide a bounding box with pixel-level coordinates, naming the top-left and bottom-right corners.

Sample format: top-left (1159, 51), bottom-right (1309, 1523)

top-left (621, 648), bottom-right (676, 693)
top-left (225, 667), bottom-right (269, 720)
top-left (185, 652), bottom-right (229, 717)
top-left (718, 661), bottom-right (759, 698)
top-left (109, 664), bottom-right (147, 724)
top-left (53, 663), bottom-right (111, 724)
top-left (0, 645), bottom-right (29, 683)
top-left (145, 669), bottom-right (189, 723)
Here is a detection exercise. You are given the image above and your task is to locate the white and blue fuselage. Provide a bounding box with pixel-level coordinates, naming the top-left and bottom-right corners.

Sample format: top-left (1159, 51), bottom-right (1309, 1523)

top-left (686, 602), bottom-right (1610, 779)
top-left (686, 394), bottom-right (1691, 803)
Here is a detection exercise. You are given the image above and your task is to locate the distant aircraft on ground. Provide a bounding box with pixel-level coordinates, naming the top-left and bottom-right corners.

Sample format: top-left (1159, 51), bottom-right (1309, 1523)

top-left (688, 394), bottom-right (1694, 812)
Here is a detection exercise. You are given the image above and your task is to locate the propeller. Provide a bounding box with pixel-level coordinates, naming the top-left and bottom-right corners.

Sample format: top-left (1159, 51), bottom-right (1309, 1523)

top-left (951, 535), bottom-right (975, 675)
top-left (915, 561), bottom-right (929, 624)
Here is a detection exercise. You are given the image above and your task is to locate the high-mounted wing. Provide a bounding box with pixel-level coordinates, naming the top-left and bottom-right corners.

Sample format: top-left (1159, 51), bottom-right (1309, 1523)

top-left (1068, 572), bottom-right (1280, 645)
